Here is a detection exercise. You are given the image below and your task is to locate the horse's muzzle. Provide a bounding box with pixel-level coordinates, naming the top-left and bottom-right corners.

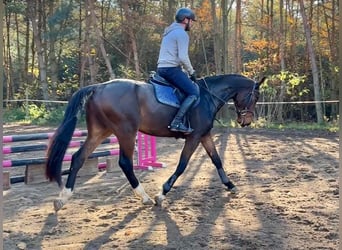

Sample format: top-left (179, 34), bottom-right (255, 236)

top-left (237, 110), bottom-right (254, 127)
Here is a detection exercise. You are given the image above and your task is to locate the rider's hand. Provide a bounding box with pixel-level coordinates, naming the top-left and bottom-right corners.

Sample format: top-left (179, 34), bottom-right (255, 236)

top-left (190, 72), bottom-right (197, 82)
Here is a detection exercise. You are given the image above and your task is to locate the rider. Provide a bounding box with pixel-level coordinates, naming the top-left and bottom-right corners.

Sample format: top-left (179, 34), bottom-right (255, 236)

top-left (157, 7), bottom-right (199, 134)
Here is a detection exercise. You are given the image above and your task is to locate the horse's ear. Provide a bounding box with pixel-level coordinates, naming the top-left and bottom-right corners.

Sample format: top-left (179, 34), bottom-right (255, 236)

top-left (256, 77), bottom-right (267, 88)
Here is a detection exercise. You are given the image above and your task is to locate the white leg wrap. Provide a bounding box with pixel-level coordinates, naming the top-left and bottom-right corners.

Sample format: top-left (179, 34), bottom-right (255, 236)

top-left (134, 184), bottom-right (147, 199)
top-left (157, 191), bottom-right (166, 202)
top-left (154, 191), bottom-right (166, 206)
top-left (134, 184), bottom-right (153, 205)
top-left (58, 187), bottom-right (73, 204)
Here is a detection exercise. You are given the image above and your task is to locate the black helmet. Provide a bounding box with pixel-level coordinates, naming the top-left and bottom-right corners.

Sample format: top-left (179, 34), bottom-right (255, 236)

top-left (175, 8), bottom-right (196, 22)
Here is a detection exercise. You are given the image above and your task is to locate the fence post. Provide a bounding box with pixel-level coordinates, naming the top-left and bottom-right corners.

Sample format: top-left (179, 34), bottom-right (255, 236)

top-left (25, 164), bottom-right (46, 185)
top-left (3, 171), bottom-right (10, 190)
top-left (78, 158), bottom-right (99, 177)
top-left (25, 88), bottom-right (29, 119)
top-left (105, 157), bottom-right (119, 173)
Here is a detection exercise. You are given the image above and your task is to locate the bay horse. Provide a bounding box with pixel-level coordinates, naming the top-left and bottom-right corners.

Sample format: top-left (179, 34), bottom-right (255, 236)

top-left (45, 74), bottom-right (265, 211)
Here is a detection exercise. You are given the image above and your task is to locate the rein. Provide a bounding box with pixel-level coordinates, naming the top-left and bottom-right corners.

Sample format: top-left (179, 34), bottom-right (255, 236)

top-left (200, 77), bottom-right (257, 117)
top-left (200, 78), bottom-right (228, 109)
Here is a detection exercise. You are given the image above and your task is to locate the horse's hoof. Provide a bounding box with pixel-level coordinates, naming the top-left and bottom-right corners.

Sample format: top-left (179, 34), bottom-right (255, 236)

top-left (142, 198), bottom-right (155, 206)
top-left (53, 199), bottom-right (64, 212)
top-left (154, 194), bottom-right (165, 206)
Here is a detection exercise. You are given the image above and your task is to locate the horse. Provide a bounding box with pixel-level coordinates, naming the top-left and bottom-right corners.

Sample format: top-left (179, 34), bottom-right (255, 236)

top-left (45, 74), bottom-right (265, 212)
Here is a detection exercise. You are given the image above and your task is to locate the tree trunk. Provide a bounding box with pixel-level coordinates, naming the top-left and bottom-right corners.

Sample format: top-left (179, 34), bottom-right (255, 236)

top-left (48, 1), bottom-right (58, 100)
top-left (5, 9), bottom-right (13, 103)
top-left (78, 2), bottom-right (84, 87)
top-left (121, 1), bottom-right (141, 78)
top-left (323, 0), bottom-right (338, 119)
top-left (80, 0), bottom-right (97, 86)
top-left (15, 13), bottom-right (23, 92)
top-left (221, 0), bottom-right (228, 73)
top-left (88, 0), bottom-right (115, 80)
top-left (265, 0), bottom-right (274, 70)
top-left (210, 0), bottom-right (222, 74)
top-left (165, 0), bottom-right (176, 24)
top-left (276, 0), bottom-right (286, 122)
top-left (298, 0), bottom-right (323, 123)
top-left (217, 0), bottom-right (235, 120)
top-left (24, 7), bottom-right (30, 85)
top-left (234, 0), bottom-right (242, 73)
top-left (27, 0), bottom-right (49, 101)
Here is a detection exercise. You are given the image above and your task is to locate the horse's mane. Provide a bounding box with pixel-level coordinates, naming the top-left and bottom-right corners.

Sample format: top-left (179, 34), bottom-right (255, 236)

top-left (202, 73), bottom-right (249, 81)
top-left (198, 74), bottom-right (253, 89)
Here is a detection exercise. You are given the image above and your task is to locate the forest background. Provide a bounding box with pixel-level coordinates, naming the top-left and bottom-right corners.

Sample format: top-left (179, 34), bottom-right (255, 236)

top-left (2, 0), bottom-right (339, 126)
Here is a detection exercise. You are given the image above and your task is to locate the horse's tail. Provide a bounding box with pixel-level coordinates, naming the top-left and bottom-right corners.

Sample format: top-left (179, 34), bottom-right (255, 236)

top-left (45, 85), bottom-right (96, 187)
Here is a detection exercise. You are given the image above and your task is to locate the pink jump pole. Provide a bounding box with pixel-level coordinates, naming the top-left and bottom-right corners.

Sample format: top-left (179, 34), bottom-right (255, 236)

top-left (135, 132), bottom-right (163, 170)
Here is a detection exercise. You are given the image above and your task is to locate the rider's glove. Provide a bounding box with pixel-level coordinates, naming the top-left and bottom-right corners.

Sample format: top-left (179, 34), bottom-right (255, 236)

top-left (190, 72), bottom-right (197, 82)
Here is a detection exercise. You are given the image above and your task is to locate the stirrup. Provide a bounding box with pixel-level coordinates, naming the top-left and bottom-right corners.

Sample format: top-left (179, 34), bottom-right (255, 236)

top-left (169, 123), bottom-right (194, 134)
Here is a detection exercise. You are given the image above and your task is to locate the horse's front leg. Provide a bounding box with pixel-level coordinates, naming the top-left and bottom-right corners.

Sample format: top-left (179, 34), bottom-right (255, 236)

top-left (200, 133), bottom-right (237, 193)
top-left (155, 138), bottom-right (200, 206)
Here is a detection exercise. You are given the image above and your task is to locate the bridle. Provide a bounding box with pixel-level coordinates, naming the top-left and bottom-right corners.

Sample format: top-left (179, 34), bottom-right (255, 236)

top-left (200, 77), bottom-right (258, 118)
top-left (236, 82), bottom-right (258, 117)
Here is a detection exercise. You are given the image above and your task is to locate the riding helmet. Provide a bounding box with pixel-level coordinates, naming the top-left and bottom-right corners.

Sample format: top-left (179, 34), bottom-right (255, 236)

top-left (175, 8), bottom-right (196, 22)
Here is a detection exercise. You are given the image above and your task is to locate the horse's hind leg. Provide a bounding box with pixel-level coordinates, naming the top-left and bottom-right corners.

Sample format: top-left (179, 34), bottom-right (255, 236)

top-left (117, 133), bottom-right (154, 205)
top-left (54, 134), bottom-right (108, 212)
top-left (200, 133), bottom-right (237, 193)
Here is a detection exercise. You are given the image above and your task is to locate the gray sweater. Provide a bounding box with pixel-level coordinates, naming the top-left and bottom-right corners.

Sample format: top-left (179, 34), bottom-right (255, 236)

top-left (157, 22), bottom-right (195, 75)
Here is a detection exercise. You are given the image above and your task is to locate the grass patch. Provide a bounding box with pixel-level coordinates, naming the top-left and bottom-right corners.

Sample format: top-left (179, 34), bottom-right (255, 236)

top-left (214, 117), bottom-right (339, 133)
top-left (3, 105), bottom-right (86, 127)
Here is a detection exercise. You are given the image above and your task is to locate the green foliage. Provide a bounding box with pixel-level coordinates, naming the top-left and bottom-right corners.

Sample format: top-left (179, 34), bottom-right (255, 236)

top-left (4, 104), bottom-right (62, 125)
top-left (27, 104), bottom-right (46, 120)
top-left (3, 104), bottom-right (88, 126)
top-left (40, 106), bottom-right (67, 125)
top-left (265, 71), bottom-right (309, 99)
top-left (23, 104), bottom-right (62, 125)
top-left (5, 1), bottom-right (26, 14)
top-left (116, 65), bottom-right (137, 78)
top-left (3, 107), bottom-right (27, 122)
top-left (258, 77), bottom-right (277, 99)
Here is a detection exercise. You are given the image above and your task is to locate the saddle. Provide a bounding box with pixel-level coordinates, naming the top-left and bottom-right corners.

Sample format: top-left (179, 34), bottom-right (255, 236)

top-left (148, 72), bottom-right (199, 108)
top-left (148, 72), bottom-right (184, 108)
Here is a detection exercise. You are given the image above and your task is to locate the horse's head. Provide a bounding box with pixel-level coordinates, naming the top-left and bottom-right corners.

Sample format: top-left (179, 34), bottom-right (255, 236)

top-left (234, 77), bottom-right (266, 127)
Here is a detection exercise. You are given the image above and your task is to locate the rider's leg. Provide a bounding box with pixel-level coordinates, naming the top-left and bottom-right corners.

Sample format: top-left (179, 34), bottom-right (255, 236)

top-left (157, 67), bottom-right (199, 133)
top-left (169, 95), bottom-right (197, 133)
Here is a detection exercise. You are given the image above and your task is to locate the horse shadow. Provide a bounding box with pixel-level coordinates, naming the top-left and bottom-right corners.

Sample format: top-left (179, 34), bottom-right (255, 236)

top-left (82, 207), bottom-right (145, 250)
top-left (74, 143), bottom-right (232, 249)
top-left (4, 213), bottom-right (58, 250)
top-left (80, 129), bottom-right (290, 249)
top-left (224, 128), bottom-right (337, 248)
top-left (36, 128), bottom-right (337, 249)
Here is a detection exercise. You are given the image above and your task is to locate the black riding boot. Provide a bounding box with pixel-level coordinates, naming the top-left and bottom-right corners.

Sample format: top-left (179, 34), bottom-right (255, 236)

top-left (169, 95), bottom-right (197, 134)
